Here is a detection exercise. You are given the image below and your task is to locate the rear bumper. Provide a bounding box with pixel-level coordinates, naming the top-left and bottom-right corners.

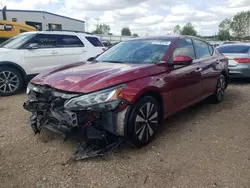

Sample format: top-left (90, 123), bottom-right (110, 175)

top-left (229, 64), bottom-right (250, 78)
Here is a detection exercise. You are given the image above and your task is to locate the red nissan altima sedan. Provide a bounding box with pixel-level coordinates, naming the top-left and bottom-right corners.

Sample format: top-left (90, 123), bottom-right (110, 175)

top-left (24, 36), bottom-right (229, 159)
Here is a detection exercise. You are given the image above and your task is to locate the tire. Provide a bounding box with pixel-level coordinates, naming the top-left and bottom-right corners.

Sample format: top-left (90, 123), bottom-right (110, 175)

top-left (0, 67), bottom-right (24, 96)
top-left (126, 96), bottom-right (161, 148)
top-left (209, 74), bottom-right (226, 104)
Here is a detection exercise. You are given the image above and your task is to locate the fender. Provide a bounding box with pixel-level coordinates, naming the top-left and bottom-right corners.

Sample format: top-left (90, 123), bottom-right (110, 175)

top-left (0, 61), bottom-right (28, 82)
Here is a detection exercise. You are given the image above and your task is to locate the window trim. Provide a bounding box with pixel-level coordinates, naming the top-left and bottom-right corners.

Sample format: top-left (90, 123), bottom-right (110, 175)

top-left (169, 37), bottom-right (197, 64)
top-left (190, 38), bottom-right (197, 59)
top-left (21, 34), bottom-right (85, 49)
top-left (207, 43), bottom-right (214, 56)
top-left (192, 38), bottom-right (213, 59)
top-left (21, 33), bottom-right (59, 49)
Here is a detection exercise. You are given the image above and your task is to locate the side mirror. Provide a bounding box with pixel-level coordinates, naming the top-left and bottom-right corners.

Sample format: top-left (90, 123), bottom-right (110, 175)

top-left (173, 55), bottom-right (193, 65)
top-left (27, 43), bottom-right (39, 49)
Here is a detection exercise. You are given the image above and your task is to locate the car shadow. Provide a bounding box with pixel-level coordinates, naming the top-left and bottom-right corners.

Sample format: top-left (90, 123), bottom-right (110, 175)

top-left (229, 78), bottom-right (250, 85)
top-left (155, 87), bottom-right (242, 141)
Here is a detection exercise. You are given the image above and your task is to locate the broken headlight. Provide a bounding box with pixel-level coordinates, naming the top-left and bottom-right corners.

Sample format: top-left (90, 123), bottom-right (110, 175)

top-left (64, 85), bottom-right (125, 110)
top-left (26, 83), bottom-right (39, 94)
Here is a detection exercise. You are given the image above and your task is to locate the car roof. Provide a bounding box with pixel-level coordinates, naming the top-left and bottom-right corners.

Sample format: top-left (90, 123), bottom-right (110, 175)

top-left (22, 30), bottom-right (95, 37)
top-left (131, 36), bottom-right (180, 40)
top-left (128, 35), bottom-right (208, 42)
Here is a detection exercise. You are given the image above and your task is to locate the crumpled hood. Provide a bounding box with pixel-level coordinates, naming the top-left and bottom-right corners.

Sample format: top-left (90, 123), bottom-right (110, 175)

top-left (31, 61), bottom-right (157, 93)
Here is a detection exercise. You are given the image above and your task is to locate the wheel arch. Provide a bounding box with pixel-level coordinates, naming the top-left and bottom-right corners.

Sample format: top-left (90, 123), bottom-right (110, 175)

top-left (0, 61), bottom-right (27, 83)
top-left (133, 88), bottom-right (164, 123)
top-left (221, 70), bottom-right (228, 88)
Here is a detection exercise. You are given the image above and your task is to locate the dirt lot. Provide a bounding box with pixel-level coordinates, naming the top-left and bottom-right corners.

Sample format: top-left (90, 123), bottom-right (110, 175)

top-left (0, 83), bottom-right (250, 188)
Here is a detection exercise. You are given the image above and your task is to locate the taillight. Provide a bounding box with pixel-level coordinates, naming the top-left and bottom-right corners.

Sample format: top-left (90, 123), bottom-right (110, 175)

top-left (234, 58), bottom-right (250, 63)
top-left (102, 47), bottom-right (107, 52)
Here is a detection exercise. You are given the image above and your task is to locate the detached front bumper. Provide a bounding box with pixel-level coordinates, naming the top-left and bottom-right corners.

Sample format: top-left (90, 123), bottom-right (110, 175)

top-left (23, 84), bottom-right (130, 160)
top-left (24, 100), bottom-right (130, 137)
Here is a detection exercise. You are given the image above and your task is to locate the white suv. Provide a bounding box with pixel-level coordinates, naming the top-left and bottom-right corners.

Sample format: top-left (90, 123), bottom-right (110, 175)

top-left (0, 30), bottom-right (105, 96)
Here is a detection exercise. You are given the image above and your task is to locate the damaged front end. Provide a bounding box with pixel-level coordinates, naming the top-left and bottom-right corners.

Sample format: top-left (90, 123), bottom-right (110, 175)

top-left (23, 83), bottom-right (130, 160)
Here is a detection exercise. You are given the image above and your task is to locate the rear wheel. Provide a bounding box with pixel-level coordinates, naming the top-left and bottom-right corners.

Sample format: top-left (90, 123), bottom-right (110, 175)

top-left (210, 74), bottom-right (226, 103)
top-left (126, 96), bottom-right (160, 147)
top-left (0, 67), bottom-right (24, 96)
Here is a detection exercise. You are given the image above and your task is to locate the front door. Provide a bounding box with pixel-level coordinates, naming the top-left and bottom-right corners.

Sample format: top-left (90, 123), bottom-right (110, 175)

top-left (167, 38), bottom-right (202, 111)
top-left (23, 34), bottom-right (62, 75)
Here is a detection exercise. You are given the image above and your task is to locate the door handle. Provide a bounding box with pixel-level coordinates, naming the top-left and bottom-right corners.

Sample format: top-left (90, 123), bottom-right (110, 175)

top-left (51, 51), bottom-right (59, 55)
top-left (195, 67), bottom-right (202, 72)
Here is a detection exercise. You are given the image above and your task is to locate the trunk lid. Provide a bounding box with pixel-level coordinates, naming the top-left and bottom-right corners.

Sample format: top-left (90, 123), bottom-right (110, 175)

top-left (220, 53), bottom-right (249, 67)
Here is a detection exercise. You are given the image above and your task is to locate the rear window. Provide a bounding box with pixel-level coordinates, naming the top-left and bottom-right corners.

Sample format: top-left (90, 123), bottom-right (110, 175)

top-left (85, 37), bottom-right (103, 47)
top-left (217, 45), bottom-right (250, 54)
top-left (58, 35), bottom-right (84, 47)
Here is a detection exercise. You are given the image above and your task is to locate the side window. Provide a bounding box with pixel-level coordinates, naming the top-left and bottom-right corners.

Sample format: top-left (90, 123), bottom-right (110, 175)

top-left (85, 36), bottom-right (103, 47)
top-left (173, 38), bottom-right (195, 59)
top-left (26, 34), bottom-right (57, 48)
top-left (193, 40), bottom-right (211, 58)
top-left (58, 35), bottom-right (84, 47)
top-left (208, 44), bottom-right (214, 55)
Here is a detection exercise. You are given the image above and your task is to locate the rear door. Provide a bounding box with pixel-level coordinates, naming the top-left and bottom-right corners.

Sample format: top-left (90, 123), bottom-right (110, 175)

top-left (168, 38), bottom-right (202, 110)
top-left (57, 34), bottom-right (86, 65)
top-left (24, 34), bottom-right (61, 74)
top-left (192, 39), bottom-right (220, 96)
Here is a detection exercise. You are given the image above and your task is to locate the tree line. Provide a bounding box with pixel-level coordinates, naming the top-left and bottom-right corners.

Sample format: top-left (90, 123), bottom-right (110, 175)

top-left (91, 11), bottom-right (250, 40)
top-left (218, 11), bottom-right (250, 40)
top-left (92, 24), bottom-right (138, 37)
top-left (173, 11), bottom-right (250, 40)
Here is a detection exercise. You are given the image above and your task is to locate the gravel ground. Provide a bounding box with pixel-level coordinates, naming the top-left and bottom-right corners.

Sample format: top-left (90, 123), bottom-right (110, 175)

top-left (0, 83), bottom-right (250, 188)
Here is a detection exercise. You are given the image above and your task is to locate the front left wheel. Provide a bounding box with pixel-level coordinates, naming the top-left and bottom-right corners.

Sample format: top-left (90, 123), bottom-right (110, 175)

top-left (126, 96), bottom-right (161, 148)
top-left (0, 67), bottom-right (24, 96)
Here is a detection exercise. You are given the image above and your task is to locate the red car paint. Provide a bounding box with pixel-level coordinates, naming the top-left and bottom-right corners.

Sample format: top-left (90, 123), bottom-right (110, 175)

top-left (31, 36), bottom-right (228, 119)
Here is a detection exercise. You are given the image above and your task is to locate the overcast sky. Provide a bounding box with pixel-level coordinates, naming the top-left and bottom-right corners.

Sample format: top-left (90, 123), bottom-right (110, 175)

top-left (1, 0), bottom-right (250, 36)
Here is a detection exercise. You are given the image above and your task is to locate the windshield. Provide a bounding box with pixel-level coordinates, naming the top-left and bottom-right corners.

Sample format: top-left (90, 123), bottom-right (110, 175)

top-left (96, 39), bottom-right (173, 64)
top-left (0, 33), bottom-right (36, 49)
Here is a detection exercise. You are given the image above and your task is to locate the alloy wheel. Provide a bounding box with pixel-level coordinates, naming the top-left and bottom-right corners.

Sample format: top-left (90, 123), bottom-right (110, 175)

top-left (135, 102), bottom-right (158, 141)
top-left (216, 75), bottom-right (226, 101)
top-left (0, 71), bottom-right (20, 94)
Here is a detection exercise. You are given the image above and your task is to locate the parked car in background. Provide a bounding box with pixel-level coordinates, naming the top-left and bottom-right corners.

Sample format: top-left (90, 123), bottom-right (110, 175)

top-left (223, 41), bottom-right (237, 45)
top-left (24, 36), bottom-right (229, 159)
top-left (212, 43), bottom-right (220, 48)
top-left (216, 43), bottom-right (250, 78)
top-left (0, 30), bottom-right (105, 96)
